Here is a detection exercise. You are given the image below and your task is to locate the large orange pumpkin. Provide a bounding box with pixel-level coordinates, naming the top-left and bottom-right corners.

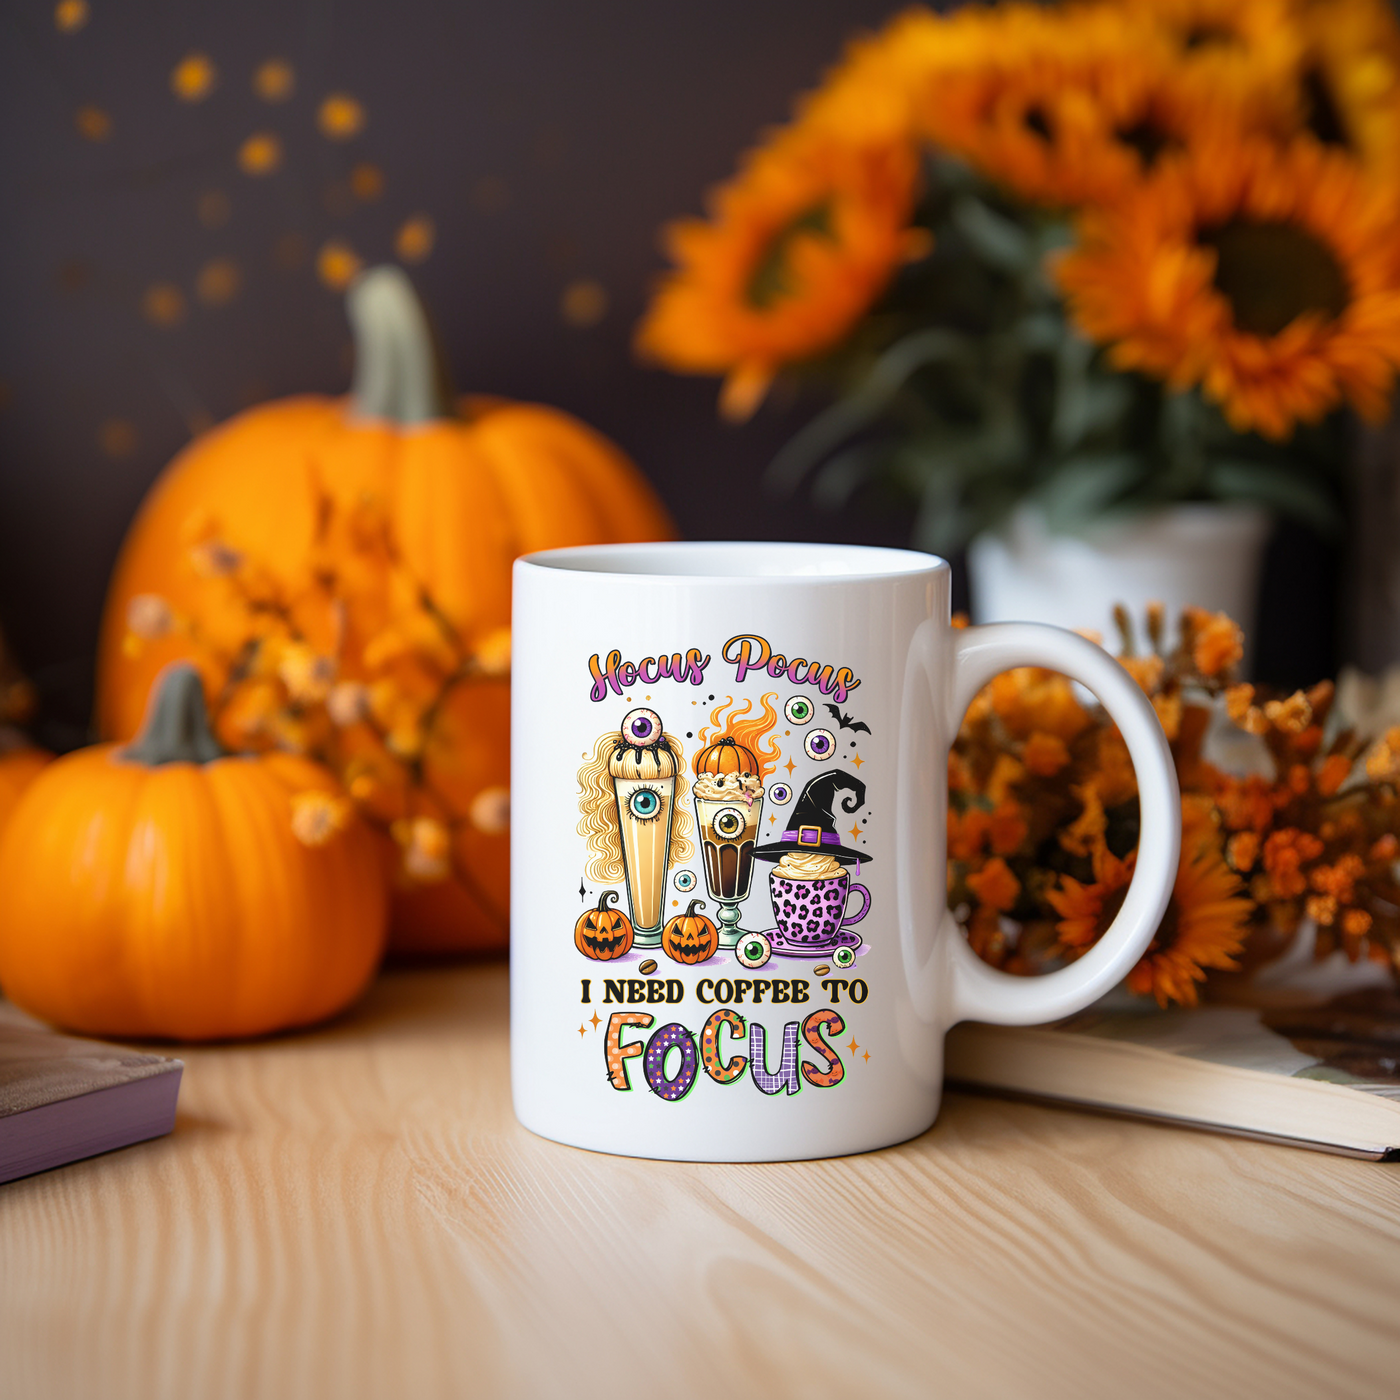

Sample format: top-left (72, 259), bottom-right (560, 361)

top-left (95, 266), bottom-right (673, 955)
top-left (0, 746), bottom-right (50, 835)
top-left (0, 665), bottom-right (387, 1041)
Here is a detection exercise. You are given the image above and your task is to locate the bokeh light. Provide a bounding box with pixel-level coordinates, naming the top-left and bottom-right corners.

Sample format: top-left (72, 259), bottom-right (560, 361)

top-left (238, 132), bottom-right (283, 176)
top-left (560, 279), bottom-right (608, 327)
top-left (196, 259), bottom-right (241, 307)
top-left (141, 283), bottom-right (186, 328)
top-left (74, 106), bottom-right (111, 141)
top-left (253, 58), bottom-right (295, 102)
top-left (97, 419), bottom-right (138, 457)
top-left (317, 94), bottom-right (365, 140)
top-left (395, 216), bottom-right (435, 263)
top-left (317, 241), bottom-right (363, 290)
top-left (53, 0), bottom-right (88, 33)
top-left (171, 53), bottom-right (218, 103)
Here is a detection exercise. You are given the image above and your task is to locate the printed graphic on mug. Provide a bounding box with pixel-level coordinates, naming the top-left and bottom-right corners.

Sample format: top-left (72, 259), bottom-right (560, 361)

top-left (571, 634), bottom-right (873, 1105)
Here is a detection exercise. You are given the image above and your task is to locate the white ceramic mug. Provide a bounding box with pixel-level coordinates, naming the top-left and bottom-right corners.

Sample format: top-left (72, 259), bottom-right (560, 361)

top-left (511, 542), bottom-right (1180, 1162)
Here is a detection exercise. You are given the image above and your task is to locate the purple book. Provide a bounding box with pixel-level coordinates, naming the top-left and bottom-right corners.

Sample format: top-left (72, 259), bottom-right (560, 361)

top-left (0, 1008), bottom-right (182, 1185)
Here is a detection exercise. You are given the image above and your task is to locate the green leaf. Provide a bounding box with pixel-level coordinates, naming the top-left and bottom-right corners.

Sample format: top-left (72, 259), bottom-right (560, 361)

top-left (765, 328), bottom-right (974, 493)
top-left (1039, 452), bottom-right (1147, 531)
top-left (911, 461), bottom-right (970, 557)
top-left (1204, 458), bottom-right (1343, 534)
top-left (951, 194), bottom-right (1034, 276)
top-left (809, 442), bottom-right (887, 510)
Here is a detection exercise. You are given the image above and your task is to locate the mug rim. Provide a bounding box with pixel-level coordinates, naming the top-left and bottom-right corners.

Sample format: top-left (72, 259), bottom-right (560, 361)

top-left (516, 540), bottom-right (949, 584)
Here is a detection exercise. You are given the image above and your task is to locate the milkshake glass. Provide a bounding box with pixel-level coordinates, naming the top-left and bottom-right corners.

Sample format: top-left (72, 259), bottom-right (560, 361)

top-left (692, 771), bottom-right (764, 944)
top-left (608, 709), bottom-right (680, 944)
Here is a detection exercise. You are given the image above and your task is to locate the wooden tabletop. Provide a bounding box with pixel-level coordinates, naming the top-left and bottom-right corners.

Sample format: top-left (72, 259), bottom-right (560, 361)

top-left (2, 963), bottom-right (1398, 1400)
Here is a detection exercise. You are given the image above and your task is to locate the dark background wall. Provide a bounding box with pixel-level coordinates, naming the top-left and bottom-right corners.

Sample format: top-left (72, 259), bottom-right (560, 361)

top-left (0, 0), bottom-right (1345, 750)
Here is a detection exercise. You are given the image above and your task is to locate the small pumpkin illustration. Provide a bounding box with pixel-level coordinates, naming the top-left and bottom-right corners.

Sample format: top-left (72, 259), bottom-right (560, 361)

top-left (574, 889), bottom-right (633, 961)
top-left (661, 898), bottom-right (719, 965)
top-left (694, 735), bottom-right (758, 778)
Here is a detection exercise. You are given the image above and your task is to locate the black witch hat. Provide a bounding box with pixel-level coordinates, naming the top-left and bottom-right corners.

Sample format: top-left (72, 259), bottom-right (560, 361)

top-left (753, 770), bottom-right (872, 866)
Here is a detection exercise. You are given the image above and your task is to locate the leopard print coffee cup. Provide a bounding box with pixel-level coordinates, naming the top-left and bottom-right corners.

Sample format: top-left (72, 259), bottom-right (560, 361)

top-left (769, 851), bottom-right (870, 952)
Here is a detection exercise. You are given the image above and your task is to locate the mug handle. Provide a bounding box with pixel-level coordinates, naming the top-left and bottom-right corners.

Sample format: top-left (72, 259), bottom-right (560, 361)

top-left (842, 883), bottom-right (871, 927)
top-left (900, 620), bottom-right (1180, 1027)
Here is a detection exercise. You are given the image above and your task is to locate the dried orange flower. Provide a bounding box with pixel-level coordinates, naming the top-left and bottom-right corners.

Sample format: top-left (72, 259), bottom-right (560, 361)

top-left (1316, 753), bottom-right (1353, 798)
top-left (1187, 609), bottom-right (1245, 677)
top-left (1342, 908), bottom-right (1374, 939)
top-left (394, 816), bottom-right (451, 883)
top-left (290, 790), bottom-right (351, 847)
top-left (987, 801), bottom-right (1029, 857)
top-left (954, 604), bottom-right (1400, 1004)
top-left (1226, 831), bottom-right (1260, 873)
top-left (1264, 692), bottom-right (1313, 734)
top-left (949, 806), bottom-right (992, 861)
top-left (468, 786), bottom-right (510, 835)
top-left (1262, 827), bottom-right (1325, 898)
top-left (127, 594), bottom-right (174, 641)
top-left (1022, 731), bottom-right (1070, 777)
top-left (967, 856), bottom-right (1020, 913)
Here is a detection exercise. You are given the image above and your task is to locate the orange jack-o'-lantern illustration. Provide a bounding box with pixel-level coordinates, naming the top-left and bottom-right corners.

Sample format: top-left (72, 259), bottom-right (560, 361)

top-left (695, 735), bottom-right (758, 777)
top-left (574, 889), bottom-right (634, 961)
top-left (661, 898), bottom-right (719, 965)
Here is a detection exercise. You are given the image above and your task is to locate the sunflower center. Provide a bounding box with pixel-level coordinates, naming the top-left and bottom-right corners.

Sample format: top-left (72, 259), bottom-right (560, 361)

top-left (1182, 23), bottom-right (1241, 50)
top-left (1302, 66), bottom-right (1351, 149)
top-left (746, 202), bottom-right (834, 309)
top-left (1199, 220), bottom-right (1350, 335)
top-left (1114, 118), bottom-right (1176, 168)
top-left (1022, 103), bottom-right (1053, 142)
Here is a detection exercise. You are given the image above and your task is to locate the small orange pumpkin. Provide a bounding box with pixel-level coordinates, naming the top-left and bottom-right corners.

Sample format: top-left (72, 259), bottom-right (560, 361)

top-left (0, 665), bottom-right (387, 1041)
top-left (661, 898), bottom-right (719, 965)
top-left (574, 889), bottom-right (634, 961)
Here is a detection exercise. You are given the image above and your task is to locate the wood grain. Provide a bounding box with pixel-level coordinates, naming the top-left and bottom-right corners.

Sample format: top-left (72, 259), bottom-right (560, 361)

top-left (2, 965), bottom-right (1398, 1400)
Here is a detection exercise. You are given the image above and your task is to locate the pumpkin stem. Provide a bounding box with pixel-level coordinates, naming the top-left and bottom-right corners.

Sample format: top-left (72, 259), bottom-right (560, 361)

top-left (122, 663), bottom-right (225, 766)
top-left (346, 265), bottom-right (457, 424)
top-left (598, 890), bottom-right (620, 913)
top-left (684, 898), bottom-right (707, 917)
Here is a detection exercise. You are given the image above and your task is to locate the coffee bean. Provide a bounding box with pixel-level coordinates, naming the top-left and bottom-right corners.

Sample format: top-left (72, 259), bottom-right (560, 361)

top-left (638, 959), bottom-right (658, 975)
top-left (814, 965), bottom-right (830, 976)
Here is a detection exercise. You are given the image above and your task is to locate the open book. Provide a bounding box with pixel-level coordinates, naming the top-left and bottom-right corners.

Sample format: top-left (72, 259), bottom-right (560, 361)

top-left (945, 940), bottom-right (1400, 1159)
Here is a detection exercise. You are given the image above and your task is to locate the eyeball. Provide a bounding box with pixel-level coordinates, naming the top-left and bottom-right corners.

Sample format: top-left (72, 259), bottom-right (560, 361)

top-left (627, 787), bottom-right (663, 820)
top-left (621, 707), bottom-right (663, 746)
top-left (804, 728), bottom-right (836, 760)
top-left (832, 944), bottom-right (857, 969)
top-left (674, 869), bottom-right (697, 892)
top-left (735, 932), bottom-right (772, 969)
top-left (712, 806), bottom-right (747, 839)
top-left (768, 782), bottom-right (793, 805)
top-left (784, 696), bottom-right (815, 725)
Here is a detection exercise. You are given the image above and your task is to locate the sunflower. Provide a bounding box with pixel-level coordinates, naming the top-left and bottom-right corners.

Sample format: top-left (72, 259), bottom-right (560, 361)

top-left (798, 7), bottom-right (952, 149)
top-left (1285, 0), bottom-right (1400, 173)
top-left (1118, 0), bottom-right (1304, 91)
top-left (636, 106), bottom-right (924, 421)
top-left (1049, 806), bottom-right (1252, 1006)
top-left (919, 1), bottom-right (1265, 208)
top-left (1055, 136), bottom-right (1400, 439)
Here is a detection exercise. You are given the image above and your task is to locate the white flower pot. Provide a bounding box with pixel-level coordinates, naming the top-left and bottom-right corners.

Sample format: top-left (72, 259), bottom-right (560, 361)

top-left (967, 503), bottom-right (1271, 659)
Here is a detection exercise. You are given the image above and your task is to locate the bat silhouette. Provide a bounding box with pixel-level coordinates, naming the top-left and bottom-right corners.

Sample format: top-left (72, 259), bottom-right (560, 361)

top-left (825, 704), bottom-right (871, 735)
